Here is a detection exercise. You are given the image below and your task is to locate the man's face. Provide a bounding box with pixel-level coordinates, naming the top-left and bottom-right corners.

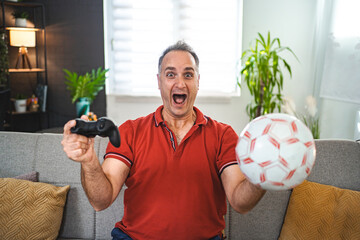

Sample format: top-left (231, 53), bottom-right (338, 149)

top-left (157, 50), bottom-right (199, 119)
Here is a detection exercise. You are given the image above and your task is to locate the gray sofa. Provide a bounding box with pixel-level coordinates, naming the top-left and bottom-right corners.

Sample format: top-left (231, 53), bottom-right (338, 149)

top-left (0, 131), bottom-right (359, 239)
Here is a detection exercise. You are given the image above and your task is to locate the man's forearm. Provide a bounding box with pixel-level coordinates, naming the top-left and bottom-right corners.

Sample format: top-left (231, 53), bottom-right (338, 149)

top-left (231, 179), bottom-right (266, 214)
top-left (80, 154), bottom-right (113, 211)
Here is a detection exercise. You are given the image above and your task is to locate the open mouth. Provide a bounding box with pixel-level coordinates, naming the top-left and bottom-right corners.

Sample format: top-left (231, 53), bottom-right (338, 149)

top-left (172, 94), bottom-right (187, 105)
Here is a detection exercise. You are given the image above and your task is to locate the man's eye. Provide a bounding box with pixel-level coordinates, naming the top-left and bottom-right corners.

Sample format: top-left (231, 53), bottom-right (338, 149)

top-left (166, 72), bottom-right (175, 78)
top-left (185, 73), bottom-right (193, 78)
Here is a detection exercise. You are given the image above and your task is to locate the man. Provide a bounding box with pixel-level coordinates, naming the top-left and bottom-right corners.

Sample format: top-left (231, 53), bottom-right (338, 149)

top-left (62, 41), bottom-right (266, 240)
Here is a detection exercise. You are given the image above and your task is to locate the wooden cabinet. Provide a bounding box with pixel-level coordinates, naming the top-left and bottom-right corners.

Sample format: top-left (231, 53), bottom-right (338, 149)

top-left (0, 0), bottom-right (48, 131)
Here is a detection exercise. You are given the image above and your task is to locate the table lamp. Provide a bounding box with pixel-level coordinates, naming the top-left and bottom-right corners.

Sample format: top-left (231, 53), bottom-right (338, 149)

top-left (9, 28), bottom-right (36, 69)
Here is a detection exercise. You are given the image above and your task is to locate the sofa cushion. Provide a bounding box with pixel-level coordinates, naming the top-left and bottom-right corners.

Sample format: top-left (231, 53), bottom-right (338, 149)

top-left (58, 183), bottom-right (96, 239)
top-left (308, 140), bottom-right (360, 191)
top-left (0, 178), bottom-right (70, 240)
top-left (279, 180), bottom-right (360, 239)
top-left (227, 190), bottom-right (291, 239)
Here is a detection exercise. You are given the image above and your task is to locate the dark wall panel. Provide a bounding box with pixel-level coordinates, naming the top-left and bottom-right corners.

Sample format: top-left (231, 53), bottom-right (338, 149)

top-left (36, 0), bottom-right (106, 128)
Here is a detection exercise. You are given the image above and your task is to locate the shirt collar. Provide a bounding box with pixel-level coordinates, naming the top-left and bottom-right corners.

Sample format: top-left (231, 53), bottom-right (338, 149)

top-left (154, 105), bottom-right (208, 127)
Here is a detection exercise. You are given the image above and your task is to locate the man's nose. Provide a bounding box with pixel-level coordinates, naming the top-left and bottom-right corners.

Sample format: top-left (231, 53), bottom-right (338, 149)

top-left (175, 76), bottom-right (186, 88)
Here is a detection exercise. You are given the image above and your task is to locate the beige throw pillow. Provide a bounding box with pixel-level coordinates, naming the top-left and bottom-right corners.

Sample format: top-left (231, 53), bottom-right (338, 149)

top-left (279, 180), bottom-right (360, 240)
top-left (0, 178), bottom-right (70, 240)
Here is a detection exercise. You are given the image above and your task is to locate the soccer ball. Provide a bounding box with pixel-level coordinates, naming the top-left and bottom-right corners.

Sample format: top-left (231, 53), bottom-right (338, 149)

top-left (235, 113), bottom-right (316, 190)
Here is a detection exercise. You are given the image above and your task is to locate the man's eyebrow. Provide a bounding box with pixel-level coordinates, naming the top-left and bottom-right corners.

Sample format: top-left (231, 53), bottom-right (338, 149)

top-left (164, 67), bottom-right (176, 71)
top-left (163, 66), bottom-right (195, 72)
top-left (184, 67), bottom-right (195, 72)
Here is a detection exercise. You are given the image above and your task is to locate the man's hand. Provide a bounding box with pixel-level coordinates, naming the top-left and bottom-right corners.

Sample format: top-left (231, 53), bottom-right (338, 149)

top-left (62, 115), bottom-right (129, 211)
top-left (61, 115), bottom-right (96, 163)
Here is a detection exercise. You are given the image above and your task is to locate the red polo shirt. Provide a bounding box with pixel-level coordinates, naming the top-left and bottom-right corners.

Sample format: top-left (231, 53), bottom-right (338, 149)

top-left (105, 106), bottom-right (239, 240)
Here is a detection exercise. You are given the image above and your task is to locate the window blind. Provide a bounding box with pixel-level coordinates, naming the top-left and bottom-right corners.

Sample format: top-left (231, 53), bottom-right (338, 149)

top-left (105, 0), bottom-right (241, 96)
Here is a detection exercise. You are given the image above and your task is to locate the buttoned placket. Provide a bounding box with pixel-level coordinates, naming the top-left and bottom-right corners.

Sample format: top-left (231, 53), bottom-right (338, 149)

top-left (162, 122), bottom-right (200, 160)
top-left (163, 123), bottom-right (177, 151)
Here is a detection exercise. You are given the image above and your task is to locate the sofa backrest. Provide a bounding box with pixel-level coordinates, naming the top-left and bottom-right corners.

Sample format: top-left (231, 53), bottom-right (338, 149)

top-left (1, 132), bottom-right (359, 239)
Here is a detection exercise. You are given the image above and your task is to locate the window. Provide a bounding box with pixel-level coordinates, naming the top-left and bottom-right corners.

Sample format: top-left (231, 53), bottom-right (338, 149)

top-left (319, 0), bottom-right (360, 104)
top-left (104, 0), bottom-right (242, 97)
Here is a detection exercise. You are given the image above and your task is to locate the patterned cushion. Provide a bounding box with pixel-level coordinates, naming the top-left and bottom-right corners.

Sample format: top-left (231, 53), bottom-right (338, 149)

top-left (0, 178), bottom-right (70, 239)
top-left (279, 180), bottom-right (360, 240)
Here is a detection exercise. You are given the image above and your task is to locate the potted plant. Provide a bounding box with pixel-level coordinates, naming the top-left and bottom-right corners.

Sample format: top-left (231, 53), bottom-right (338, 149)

top-left (282, 96), bottom-right (320, 139)
top-left (13, 93), bottom-right (27, 113)
top-left (64, 67), bottom-right (109, 117)
top-left (12, 10), bottom-right (29, 27)
top-left (238, 32), bottom-right (298, 120)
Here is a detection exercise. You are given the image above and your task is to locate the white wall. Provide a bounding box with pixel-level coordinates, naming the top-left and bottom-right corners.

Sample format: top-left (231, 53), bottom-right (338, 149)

top-left (107, 0), bottom-right (358, 139)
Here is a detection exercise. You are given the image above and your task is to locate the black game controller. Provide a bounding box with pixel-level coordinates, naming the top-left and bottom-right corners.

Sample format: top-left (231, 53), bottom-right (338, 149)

top-left (71, 117), bottom-right (121, 147)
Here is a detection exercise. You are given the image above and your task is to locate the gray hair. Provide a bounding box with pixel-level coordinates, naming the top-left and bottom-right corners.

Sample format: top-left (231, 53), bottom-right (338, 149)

top-left (158, 40), bottom-right (199, 73)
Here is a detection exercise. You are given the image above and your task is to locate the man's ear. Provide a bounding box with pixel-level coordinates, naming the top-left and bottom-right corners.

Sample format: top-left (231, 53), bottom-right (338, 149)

top-left (157, 74), bottom-right (160, 89)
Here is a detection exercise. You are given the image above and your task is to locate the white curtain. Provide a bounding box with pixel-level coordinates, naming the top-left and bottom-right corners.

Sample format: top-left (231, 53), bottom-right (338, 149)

top-left (320, 0), bottom-right (360, 104)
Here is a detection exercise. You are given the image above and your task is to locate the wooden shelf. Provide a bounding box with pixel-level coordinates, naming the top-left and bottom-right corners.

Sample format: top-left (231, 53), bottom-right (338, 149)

top-left (1, 1), bottom-right (48, 131)
top-left (2, 1), bottom-right (45, 8)
top-left (5, 27), bottom-right (42, 31)
top-left (12, 111), bottom-right (41, 115)
top-left (9, 68), bottom-right (45, 73)
top-left (11, 111), bottom-right (41, 115)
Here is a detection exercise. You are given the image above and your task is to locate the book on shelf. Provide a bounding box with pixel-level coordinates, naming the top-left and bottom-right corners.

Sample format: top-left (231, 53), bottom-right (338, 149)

top-left (35, 84), bottom-right (47, 112)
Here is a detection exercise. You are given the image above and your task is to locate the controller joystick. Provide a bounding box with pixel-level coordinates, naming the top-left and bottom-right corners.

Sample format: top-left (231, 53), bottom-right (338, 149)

top-left (70, 117), bottom-right (121, 147)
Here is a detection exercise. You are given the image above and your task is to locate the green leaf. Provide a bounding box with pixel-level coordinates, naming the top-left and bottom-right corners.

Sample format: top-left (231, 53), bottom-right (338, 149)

top-left (236, 75), bottom-right (241, 88)
top-left (270, 37), bottom-right (280, 49)
top-left (282, 59), bottom-right (292, 77)
top-left (257, 32), bottom-right (266, 48)
top-left (63, 67), bottom-right (109, 104)
top-left (241, 50), bottom-right (250, 59)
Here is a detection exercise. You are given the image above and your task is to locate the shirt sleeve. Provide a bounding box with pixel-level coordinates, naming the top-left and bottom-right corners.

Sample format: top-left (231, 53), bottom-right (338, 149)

top-left (217, 125), bottom-right (239, 175)
top-left (104, 120), bottom-right (134, 168)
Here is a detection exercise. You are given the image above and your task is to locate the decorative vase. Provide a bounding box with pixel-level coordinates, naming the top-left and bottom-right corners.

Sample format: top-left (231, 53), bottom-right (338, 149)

top-left (76, 97), bottom-right (90, 117)
top-left (15, 18), bottom-right (27, 27)
top-left (14, 99), bottom-right (27, 113)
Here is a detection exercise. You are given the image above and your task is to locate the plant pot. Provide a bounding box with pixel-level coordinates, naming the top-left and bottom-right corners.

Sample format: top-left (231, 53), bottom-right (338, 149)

top-left (15, 18), bottom-right (27, 27)
top-left (15, 99), bottom-right (27, 113)
top-left (76, 97), bottom-right (90, 117)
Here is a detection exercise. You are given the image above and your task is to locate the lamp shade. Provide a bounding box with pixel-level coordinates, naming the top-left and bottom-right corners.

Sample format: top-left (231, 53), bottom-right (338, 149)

top-left (10, 29), bottom-right (36, 47)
